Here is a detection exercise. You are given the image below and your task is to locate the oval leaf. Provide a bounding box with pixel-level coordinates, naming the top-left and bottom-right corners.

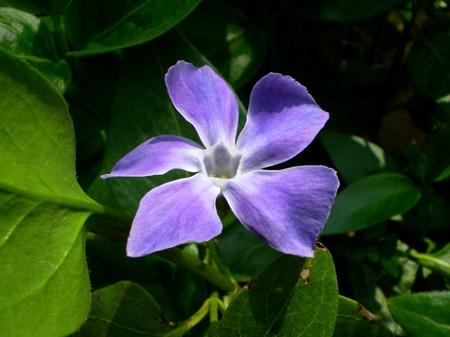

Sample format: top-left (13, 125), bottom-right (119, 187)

top-left (388, 291), bottom-right (450, 337)
top-left (65, 0), bottom-right (202, 56)
top-left (215, 248), bottom-right (338, 337)
top-left (323, 173), bottom-right (421, 235)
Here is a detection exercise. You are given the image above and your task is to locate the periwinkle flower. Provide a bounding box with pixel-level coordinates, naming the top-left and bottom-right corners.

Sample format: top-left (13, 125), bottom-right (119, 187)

top-left (102, 61), bottom-right (339, 258)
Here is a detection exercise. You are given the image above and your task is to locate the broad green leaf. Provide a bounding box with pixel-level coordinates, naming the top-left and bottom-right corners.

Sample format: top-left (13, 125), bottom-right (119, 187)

top-left (75, 281), bottom-right (173, 337)
top-left (321, 131), bottom-right (396, 183)
top-left (296, 0), bottom-right (406, 22)
top-left (215, 248), bottom-right (338, 337)
top-left (333, 296), bottom-right (392, 337)
top-left (0, 7), bottom-right (70, 92)
top-left (0, 49), bottom-right (98, 336)
top-left (388, 291), bottom-right (450, 337)
top-left (0, 193), bottom-right (91, 337)
top-left (407, 32), bottom-right (450, 101)
top-left (218, 221), bottom-right (279, 282)
top-left (410, 243), bottom-right (450, 279)
top-left (323, 173), bottom-right (421, 235)
top-left (65, 0), bottom-right (202, 56)
top-left (426, 126), bottom-right (450, 182)
top-left (178, 0), bottom-right (266, 88)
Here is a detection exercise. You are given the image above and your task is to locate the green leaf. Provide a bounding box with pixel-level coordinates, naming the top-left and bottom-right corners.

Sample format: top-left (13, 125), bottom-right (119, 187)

top-left (426, 126), bottom-right (450, 182)
top-left (178, 0), bottom-right (266, 88)
top-left (407, 32), bottom-right (450, 101)
top-left (65, 0), bottom-right (202, 56)
top-left (296, 0), bottom-right (406, 22)
top-left (215, 248), bottom-right (338, 337)
top-left (0, 0), bottom-right (71, 15)
top-left (75, 281), bottom-right (173, 337)
top-left (321, 132), bottom-right (397, 184)
top-left (388, 291), bottom-right (450, 337)
top-left (333, 296), bottom-right (392, 337)
top-left (0, 193), bottom-right (91, 337)
top-left (0, 7), bottom-right (70, 93)
top-left (218, 221), bottom-right (279, 282)
top-left (323, 173), bottom-right (421, 235)
top-left (0, 49), bottom-right (98, 336)
top-left (410, 243), bottom-right (450, 279)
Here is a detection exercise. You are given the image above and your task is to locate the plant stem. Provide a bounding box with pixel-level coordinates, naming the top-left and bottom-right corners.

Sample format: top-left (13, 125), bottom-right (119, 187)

top-left (157, 248), bottom-right (238, 292)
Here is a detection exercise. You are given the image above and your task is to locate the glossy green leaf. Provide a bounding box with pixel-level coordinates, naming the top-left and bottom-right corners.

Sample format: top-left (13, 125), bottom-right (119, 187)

top-left (215, 248), bottom-right (338, 337)
top-left (388, 291), bottom-right (450, 337)
top-left (75, 281), bottom-right (173, 337)
top-left (65, 0), bottom-right (202, 56)
top-left (179, 0), bottom-right (266, 88)
top-left (0, 7), bottom-right (70, 92)
top-left (321, 132), bottom-right (396, 183)
top-left (407, 32), bottom-right (450, 101)
top-left (333, 296), bottom-right (392, 337)
top-left (323, 173), bottom-right (421, 235)
top-left (297, 0), bottom-right (406, 22)
top-left (426, 126), bottom-right (450, 182)
top-left (0, 49), bottom-right (97, 336)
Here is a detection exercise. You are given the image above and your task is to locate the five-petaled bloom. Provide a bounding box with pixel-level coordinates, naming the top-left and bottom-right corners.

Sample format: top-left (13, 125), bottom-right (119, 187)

top-left (102, 61), bottom-right (339, 258)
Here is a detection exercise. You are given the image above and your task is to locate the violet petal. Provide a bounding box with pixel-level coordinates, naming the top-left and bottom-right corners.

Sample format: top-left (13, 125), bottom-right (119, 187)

top-left (127, 174), bottom-right (222, 257)
top-left (223, 166), bottom-right (339, 257)
top-left (237, 73), bottom-right (328, 172)
top-left (101, 135), bottom-right (203, 179)
top-left (165, 61), bottom-right (238, 148)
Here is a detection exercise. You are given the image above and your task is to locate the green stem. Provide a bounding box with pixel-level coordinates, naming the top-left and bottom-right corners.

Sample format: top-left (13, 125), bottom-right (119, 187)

top-left (165, 297), bottom-right (213, 337)
top-left (207, 240), bottom-right (237, 287)
top-left (157, 248), bottom-right (238, 292)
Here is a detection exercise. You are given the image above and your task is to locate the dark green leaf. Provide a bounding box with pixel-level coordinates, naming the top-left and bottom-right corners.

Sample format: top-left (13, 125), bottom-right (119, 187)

top-left (333, 296), bottom-right (392, 337)
top-left (388, 291), bottom-right (450, 337)
top-left (323, 173), bottom-right (421, 235)
top-left (407, 32), bottom-right (450, 101)
top-left (65, 0), bottom-right (202, 56)
top-left (0, 0), bottom-right (71, 15)
top-left (0, 7), bottom-right (70, 92)
top-left (179, 0), bottom-right (266, 88)
top-left (215, 248), bottom-right (338, 337)
top-left (75, 281), bottom-right (173, 337)
top-left (321, 132), bottom-right (397, 184)
top-left (297, 0), bottom-right (406, 22)
top-left (0, 48), bottom-right (97, 336)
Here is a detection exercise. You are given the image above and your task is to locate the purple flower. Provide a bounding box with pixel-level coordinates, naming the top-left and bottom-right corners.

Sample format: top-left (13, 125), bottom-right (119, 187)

top-left (102, 61), bottom-right (339, 258)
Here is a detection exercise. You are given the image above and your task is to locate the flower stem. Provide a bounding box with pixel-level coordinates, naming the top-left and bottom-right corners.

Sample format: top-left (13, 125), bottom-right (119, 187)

top-left (157, 248), bottom-right (238, 293)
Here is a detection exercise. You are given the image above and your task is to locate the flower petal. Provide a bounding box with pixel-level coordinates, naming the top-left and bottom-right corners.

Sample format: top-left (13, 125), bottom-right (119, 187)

top-left (101, 135), bottom-right (203, 179)
top-left (165, 61), bottom-right (239, 148)
top-left (237, 73), bottom-right (329, 172)
top-left (127, 174), bottom-right (222, 257)
top-left (223, 166), bottom-right (339, 257)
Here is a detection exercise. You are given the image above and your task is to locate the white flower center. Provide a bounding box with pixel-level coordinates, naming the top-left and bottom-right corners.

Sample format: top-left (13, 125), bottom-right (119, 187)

top-left (202, 142), bottom-right (241, 180)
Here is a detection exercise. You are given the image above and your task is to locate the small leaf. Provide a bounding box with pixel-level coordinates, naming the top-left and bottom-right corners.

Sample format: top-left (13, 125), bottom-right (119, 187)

top-left (65, 0), bottom-right (202, 56)
top-left (0, 7), bottom-right (70, 92)
top-left (323, 173), bottom-right (421, 235)
top-left (410, 243), bottom-right (450, 279)
top-left (333, 296), bottom-right (392, 337)
top-left (215, 248), bottom-right (338, 337)
top-left (75, 281), bottom-right (173, 337)
top-left (388, 291), bottom-right (450, 337)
